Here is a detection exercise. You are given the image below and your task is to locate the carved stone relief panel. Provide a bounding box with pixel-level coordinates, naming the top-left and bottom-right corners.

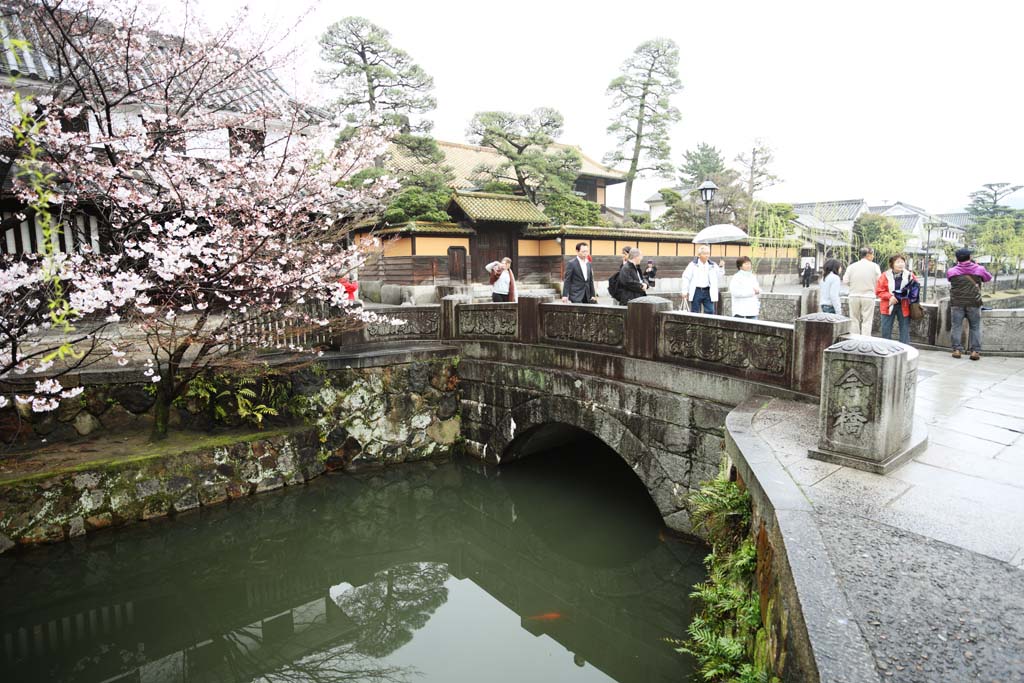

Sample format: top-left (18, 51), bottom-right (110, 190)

top-left (458, 305), bottom-right (518, 338)
top-left (541, 308), bottom-right (625, 348)
top-left (661, 319), bottom-right (789, 376)
top-left (366, 308), bottom-right (440, 339)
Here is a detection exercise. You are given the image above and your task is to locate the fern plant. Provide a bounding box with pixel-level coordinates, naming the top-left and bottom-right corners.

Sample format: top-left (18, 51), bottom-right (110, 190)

top-left (689, 478), bottom-right (752, 549)
top-left (674, 480), bottom-right (779, 683)
top-left (174, 367), bottom-right (297, 430)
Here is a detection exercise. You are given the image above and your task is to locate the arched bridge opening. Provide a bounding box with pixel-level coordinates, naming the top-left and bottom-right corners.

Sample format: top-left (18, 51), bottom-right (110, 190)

top-left (500, 423), bottom-right (665, 566)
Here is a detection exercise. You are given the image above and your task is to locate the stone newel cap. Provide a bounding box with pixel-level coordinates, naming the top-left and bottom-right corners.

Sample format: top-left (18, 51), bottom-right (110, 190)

top-left (827, 338), bottom-right (917, 359)
top-left (629, 296), bottom-right (673, 305)
top-left (798, 312), bottom-right (850, 323)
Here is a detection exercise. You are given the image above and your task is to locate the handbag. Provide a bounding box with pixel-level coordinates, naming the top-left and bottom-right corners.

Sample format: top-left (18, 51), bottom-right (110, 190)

top-left (910, 302), bottom-right (924, 320)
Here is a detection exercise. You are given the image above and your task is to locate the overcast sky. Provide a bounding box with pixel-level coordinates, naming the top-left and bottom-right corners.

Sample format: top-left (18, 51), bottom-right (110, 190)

top-left (202, 0), bottom-right (1023, 214)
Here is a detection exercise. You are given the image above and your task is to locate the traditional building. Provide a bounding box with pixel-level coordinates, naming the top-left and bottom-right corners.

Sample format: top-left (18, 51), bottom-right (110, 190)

top-left (789, 198), bottom-right (968, 269)
top-left (388, 140), bottom-right (626, 212)
top-left (357, 191), bottom-right (799, 293)
top-left (0, 8), bottom-right (326, 258)
top-left (789, 199), bottom-right (868, 265)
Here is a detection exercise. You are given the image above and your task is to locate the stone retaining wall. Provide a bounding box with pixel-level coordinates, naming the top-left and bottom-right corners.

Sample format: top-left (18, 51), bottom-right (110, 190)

top-left (0, 352), bottom-right (462, 550)
top-left (1, 349), bottom-right (460, 457)
top-left (0, 429), bottom-right (326, 551)
top-left (726, 397), bottom-right (879, 683)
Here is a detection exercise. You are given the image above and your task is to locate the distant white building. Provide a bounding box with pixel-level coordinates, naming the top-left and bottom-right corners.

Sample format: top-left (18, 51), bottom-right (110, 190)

top-left (644, 187), bottom-right (692, 222)
top-left (789, 198), bottom-right (969, 267)
top-left (789, 199), bottom-right (869, 265)
top-left (870, 202), bottom-right (968, 259)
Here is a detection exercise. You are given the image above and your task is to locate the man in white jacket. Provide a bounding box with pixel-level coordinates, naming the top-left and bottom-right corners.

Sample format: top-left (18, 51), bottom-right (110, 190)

top-left (682, 245), bottom-right (725, 313)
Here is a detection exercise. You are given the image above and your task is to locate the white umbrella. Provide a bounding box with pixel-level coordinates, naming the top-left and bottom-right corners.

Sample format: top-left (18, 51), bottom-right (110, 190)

top-left (692, 223), bottom-right (749, 244)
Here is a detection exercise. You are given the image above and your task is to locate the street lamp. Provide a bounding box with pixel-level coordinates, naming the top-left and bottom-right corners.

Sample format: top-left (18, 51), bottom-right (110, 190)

top-left (698, 179), bottom-right (718, 227)
top-left (922, 222), bottom-right (934, 303)
top-left (922, 220), bottom-right (944, 303)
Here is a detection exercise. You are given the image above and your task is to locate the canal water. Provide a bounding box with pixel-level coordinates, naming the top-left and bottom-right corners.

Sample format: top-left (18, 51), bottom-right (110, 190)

top-left (0, 436), bottom-right (706, 683)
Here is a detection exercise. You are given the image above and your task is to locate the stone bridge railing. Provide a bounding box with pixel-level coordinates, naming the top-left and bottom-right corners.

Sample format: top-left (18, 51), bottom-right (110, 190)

top-left (333, 295), bottom-right (852, 397)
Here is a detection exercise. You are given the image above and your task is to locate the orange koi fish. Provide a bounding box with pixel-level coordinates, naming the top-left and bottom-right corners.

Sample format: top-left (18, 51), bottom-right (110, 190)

top-left (526, 612), bottom-right (563, 622)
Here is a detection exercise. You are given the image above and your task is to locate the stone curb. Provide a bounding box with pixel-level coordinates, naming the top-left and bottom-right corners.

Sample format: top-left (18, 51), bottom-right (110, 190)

top-left (726, 396), bottom-right (880, 683)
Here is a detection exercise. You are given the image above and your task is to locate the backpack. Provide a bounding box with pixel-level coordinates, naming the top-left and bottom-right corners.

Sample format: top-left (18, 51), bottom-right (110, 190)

top-left (607, 272), bottom-right (621, 301)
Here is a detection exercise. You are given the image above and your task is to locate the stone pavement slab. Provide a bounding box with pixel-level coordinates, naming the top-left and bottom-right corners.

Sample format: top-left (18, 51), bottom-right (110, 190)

top-left (743, 349), bottom-right (1024, 681)
top-left (816, 514), bottom-right (1024, 683)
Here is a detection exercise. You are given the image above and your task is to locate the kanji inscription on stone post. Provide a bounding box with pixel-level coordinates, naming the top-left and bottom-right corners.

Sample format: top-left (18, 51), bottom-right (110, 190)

top-left (809, 338), bottom-right (927, 474)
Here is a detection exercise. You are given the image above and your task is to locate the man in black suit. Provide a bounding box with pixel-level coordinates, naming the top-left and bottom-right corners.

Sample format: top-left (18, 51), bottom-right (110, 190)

top-left (561, 241), bottom-right (597, 303)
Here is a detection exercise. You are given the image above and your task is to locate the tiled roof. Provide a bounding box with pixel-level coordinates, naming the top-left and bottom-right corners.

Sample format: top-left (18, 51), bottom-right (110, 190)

top-left (371, 222), bottom-right (476, 237)
top-left (645, 186), bottom-right (693, 204)
top-left (448, 191), bottom-right (549, 224)
top-left (794, 214), bottom-right (848, 235)
top-left (0, 7), bottom-right (314, 118)
top-left (868, 205), bottom-right (890, 214)
top-left (790, 199), bottom-right (866, 222)
top-left (568, 145), bottom-right (627, 181)
top-left (935, 213), bottom-right (972, 229)
top-left (891, 201), bottom-right (928, 214)
top-left (523, 225), bottom-right (697, 241)
top-left (389, 140), bottom-right (626, 190)
top-left (606, 206), bottom-right (650, 217)
top-left (888, 214), bottom-right (922, 235)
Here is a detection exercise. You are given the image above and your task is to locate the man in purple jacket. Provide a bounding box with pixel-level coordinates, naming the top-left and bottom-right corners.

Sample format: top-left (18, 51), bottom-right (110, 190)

top-left (946, 248), bottom-right (993, 360)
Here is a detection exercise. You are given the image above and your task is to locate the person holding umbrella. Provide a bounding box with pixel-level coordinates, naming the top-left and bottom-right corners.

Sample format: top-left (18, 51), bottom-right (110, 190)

top-left (682, 245), bottom-right (725, 314)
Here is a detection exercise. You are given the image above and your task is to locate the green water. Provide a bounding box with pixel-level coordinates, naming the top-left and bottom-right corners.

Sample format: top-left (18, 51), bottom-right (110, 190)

top-left (0, 439), bottom-right (706, 683)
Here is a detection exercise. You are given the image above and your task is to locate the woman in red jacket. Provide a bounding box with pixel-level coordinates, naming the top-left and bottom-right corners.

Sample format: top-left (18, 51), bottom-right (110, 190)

top-left (874, 254), bottom-right (920, 344)
top-left (338, 275), bottom-right (359, 305)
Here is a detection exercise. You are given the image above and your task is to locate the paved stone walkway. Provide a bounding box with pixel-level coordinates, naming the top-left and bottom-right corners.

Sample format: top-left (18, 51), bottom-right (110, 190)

top-left (751, 349), bottom-right (1024, 681)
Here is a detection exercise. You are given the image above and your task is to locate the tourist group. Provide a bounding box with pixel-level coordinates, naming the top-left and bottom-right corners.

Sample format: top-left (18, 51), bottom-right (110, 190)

top-left (486, 242), bottom-right (993, 359)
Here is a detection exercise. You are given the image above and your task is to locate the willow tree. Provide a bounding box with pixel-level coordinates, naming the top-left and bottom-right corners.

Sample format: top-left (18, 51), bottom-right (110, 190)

top-left (604, 39), bottom-right (682, 220)
top-left (853, 214), bottom-right (908, 267)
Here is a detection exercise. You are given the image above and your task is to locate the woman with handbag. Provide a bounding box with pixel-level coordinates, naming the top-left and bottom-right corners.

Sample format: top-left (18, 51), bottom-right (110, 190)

top-left (874, 254), bottom-right (920, 344)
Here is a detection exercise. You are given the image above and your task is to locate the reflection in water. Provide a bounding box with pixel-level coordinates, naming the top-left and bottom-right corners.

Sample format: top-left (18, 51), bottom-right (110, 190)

top-left (333, 562), bottom-right (449, 658)
top-left (0, 437), bottom-right (705, 683)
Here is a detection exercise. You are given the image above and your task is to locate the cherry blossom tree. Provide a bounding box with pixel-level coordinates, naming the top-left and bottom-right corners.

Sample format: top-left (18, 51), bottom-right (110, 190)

top-left (0, 0), bottom-right (397, 439)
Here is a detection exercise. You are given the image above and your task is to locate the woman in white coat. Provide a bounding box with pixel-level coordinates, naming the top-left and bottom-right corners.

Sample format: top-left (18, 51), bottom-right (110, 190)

top-left (819, 259), bottom-right (843, 314)
top-left (729, 256), bottom-right (761, 319)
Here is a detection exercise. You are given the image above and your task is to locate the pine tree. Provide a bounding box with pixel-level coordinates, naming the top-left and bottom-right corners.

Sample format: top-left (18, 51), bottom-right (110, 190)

top-left (466, 108), bottom-right (580, 204)
top-left (604, 39), bottom-right (682, 221)
top-left (678, 143), bottom-right (727, 187)
top-left (318, 17), bottom-right (436, 162)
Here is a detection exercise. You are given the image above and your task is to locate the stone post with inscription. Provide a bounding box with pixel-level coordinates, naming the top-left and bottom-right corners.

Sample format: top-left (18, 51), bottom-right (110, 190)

top-left (809, 337), bottom-right (927, 474)
top-left (626, 296), bottom-right (674, 360)
top-left (792, 313), bottom-right (851, 395)
top-left (517, 292), bottom-right (556, 344)
top-left (440, 295), bottom-right (471, 341)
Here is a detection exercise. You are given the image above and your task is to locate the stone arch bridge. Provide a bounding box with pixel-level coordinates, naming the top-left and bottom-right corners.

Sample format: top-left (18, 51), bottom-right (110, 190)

top-left (336, 295), bottom-right (855, 533)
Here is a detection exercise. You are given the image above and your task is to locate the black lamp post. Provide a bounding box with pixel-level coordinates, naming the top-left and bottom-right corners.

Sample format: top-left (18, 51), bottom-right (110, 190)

top-left (922, 222), bottom-right (935, 303)
top-left (698, 179), bottom-right (718, 227)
